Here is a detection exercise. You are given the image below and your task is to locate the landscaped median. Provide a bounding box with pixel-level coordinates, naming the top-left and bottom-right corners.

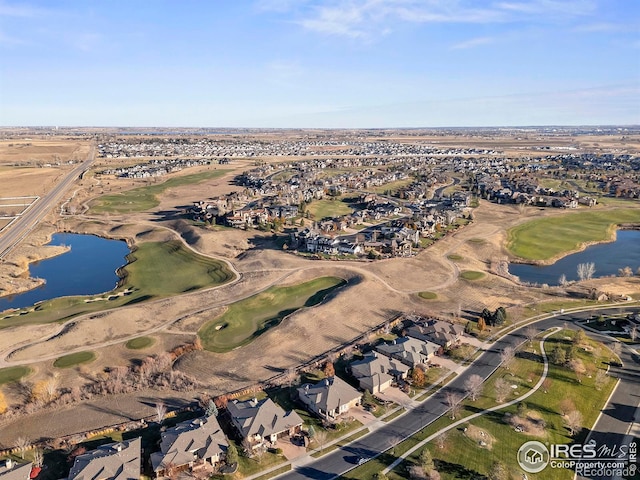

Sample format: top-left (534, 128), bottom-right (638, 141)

top-left (198, 277), bottom-right (346, 352)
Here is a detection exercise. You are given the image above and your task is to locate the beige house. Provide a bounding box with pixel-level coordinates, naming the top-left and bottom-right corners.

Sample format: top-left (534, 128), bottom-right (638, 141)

top-left (350, 352), bottom-right (410, 394)
top-left (68, 438), bottom-right (141, 480)
top-left (227, 398), bottom-right (303, 446)
top-left (297, 376), bottom-right (361, 420)
top-left (0, 460), bottom-right (32, 480)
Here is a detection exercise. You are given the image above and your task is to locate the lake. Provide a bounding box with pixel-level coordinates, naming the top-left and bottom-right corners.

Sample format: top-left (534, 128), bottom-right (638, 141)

top-left (0, 233), bottom-right (130, 311)
top-left (509, 229), bottom-right (640, 286)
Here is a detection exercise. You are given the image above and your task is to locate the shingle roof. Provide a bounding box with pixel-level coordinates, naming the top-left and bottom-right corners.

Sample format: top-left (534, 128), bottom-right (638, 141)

top-left (375, 336), bottom-right (438, 365)
top-left (68, 438), bottom-right (140, 480)
top-left (350, 352), bottom-right (409, 379)
top-left (227, 398), bottom-right (303, 439)
top-left (150, 416), bottom-right (228, 472)
top-left (0, 461), bottom-right (32, 480)
top-left (298, 376), bottom-right (361, 413)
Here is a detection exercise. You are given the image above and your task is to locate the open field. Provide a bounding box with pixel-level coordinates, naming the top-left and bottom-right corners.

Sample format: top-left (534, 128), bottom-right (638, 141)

top-left (507, 207), bottom-right (640, 262)
top-left (0, 240), bottom-right (235, 327)
top-left (88, 169), bottom-right (230, 213)
top-left (306, 198), bottom-right (354, 220)
top-left (198, 276), bottom-right (346, 352)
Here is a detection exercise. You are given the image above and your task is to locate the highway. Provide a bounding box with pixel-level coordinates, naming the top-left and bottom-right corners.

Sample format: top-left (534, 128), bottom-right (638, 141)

top-left (0, 145), bottom-right (95, 259)
top-left (279, 306), bottom-right (640, 480)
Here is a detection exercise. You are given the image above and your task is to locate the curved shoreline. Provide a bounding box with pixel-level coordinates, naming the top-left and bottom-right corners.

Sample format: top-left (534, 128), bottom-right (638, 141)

top-left (508, 223), bottom-right (640, 267)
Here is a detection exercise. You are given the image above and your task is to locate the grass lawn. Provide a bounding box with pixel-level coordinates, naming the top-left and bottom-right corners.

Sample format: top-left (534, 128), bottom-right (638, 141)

top-left (506, 208), bottom-right (640, 261)
top-left (418, 291), bottom-right (437, 300)
top-left (306, 198), bottom-right (353, 220)
top-left (125, 336), bottom-right (155, 350)
top-left (0, 366), bottom-right (32, 385)
top-left (199, 277), bottom-right (346, 352)
top-left (459, 270), bottom-right (485, 281)
top-left (53, 351), bottom-right (96, 368)
top-left (346, 330), bottom-right (617, 480)
top-left (446, 254), bottom-right (463, 261)
top-left (367, 178), bottom-right (414, 195)
top-left (89, 169), bottom-right (230, 213)
top-left (0, 241), bottom-right (234, 328)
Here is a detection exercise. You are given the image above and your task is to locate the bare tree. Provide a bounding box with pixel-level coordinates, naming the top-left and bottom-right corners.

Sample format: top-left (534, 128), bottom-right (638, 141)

top-left (595, 369), bottom-right (608, 391)
top-left (494, 378), bottom-right (511, 403)
top-left (558, 273), bottom-right (568, 286)
top-left (33, 449), bottom-right (43, 468)
top-left (464, 374), bottom-right (484, 401)
top-left (611, 341), bottom-right (622, 358)
top-left (630, 325), bottom-right (637, 342)
top-left (15, 436), bottom-right (29, 459)
top-left (577, 262), bottom-right (596, 281)
top-left (445, 391), bottom-right (462, 419)
top-left (523, 325), bottom-right (537, 344)
top-left (564, 410), bottom-right (583, 436)
top-left (284, 368), bottom-right (298, 388)
top-left (408, 465), bottom-right (427, 480)
top-left (155, 401), bottom-right (167, 424)
top-left (387, 434), bottom-right (403, 455)
top-left (434, 430), bottom-right (449, 449)
top-left (618, 266), bottom-right (633, 277)
top-left (314, 429), bottom-right (328, 453)
top-left (568, 358), bottom-right (586, 383)
top-left (500, 346), bottom-right (515, 369)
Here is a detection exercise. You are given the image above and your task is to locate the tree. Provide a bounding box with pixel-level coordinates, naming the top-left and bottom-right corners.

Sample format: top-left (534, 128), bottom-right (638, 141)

top-left (541, 378), bottom-right (553, 394)
top-left (362, 389), bottom-right (376, 409)
top-left (374, 473), bottom-right (389, 480)
top-left (226, 442), bottom-right (238, 465)
top-left (155, 401), bottom-right (167, 424)
top-left (568, 358), bottom-right (586, 383)
top-left (408, 465), bottom-right (427, 479)
top-left (477, 317), bottom-right (487, 332)
top-left (494, 378), bottom-right (511, 403)
top-left (0, 389), bottom-right (7, 414)
top-left (551, 346), bottom-right (567, 365)
top-left (559, 398), bottom-right (576, 416)
top-left (488, 461), bottom-right (509, 480)
top-left (524, 325), bottom-right (537, 344)
top-left (558, 273), bottom-right (568, 286)
top-left (445, 391), bottom-right (462, 419)
top-left (611, 341), bottom-right (622, 358)
top-left (618, 266), bottom-right (633, 277)
top-left (314, 429), bottom-right (328, 453)
top-left (564, 410), bottom-right (583, 436)
top-left (464, 374), bottom-right (484, 401)
top-left (630, 324), bottom-right (637, 342)
top-left (573, 329), bottom-right (587, 346)
top-left (206, 399), bottom-right (218, 417)
top-left (15, 436), bottom-right (29, 459)
top-left (33, 449), bottom-right (43, 468)
top-left (577, 262), bottom-right (596, 281)
top-left (595, 369), bottom-right (608, 391)
top-left (500, 346), bottom-right (515, 369)
top-left (464, 321), bottom-right (473, 335)
top-left (435, 430), bottom-right (449, 449)
top-left (493, 307), bottom-right (507, 326)
top-left (411, 366), bottom-right (426, 388)
top-left (323, 361), bottom-right (335, 378)
top-left (420, 447), bottom-right (434, 472)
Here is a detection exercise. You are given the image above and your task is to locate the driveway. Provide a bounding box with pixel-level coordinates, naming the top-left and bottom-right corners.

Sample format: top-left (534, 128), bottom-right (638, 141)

top-left (375, 387), bottom-right (414, 408)
top-left (276, 436), bottom-right (307, 461)
top-left (347, 405), bottom-right (377, 425)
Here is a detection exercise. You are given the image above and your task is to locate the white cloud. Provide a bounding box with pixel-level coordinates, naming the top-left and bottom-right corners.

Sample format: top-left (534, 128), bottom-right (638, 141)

top-left (450, 36), bottom-right (495, 49)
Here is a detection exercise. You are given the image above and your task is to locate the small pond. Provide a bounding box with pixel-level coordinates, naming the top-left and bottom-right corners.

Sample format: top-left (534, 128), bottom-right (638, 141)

top-left (0, 233), bottom-right (130, 311)
top-left (509, 229), bottom-right (640, 286)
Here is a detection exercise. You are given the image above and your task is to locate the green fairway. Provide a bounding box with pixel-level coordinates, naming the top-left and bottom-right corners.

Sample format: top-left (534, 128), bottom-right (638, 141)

top-left (307, 199), bottom-right (353, 220)
top-left (0, 241), bottom-right (234, 329)
top-left (459, 270), bottom-right (485, 281)
top-left (90, 169), bottom-right (230, 213)
top-left (507, 208), bottom-right (640, 261)
top-left (199, 277), bottom-right (346, 352)
top-left (125, 336), bottom-right (155, 350)
top-left (446, 254), bottom-right (463, 261)
top-left (53, 351), bottom-right (96, 368)
top-left (418, 291), bottom-right (438, 300)
top-left (0, 366), bottom-right (31, 385)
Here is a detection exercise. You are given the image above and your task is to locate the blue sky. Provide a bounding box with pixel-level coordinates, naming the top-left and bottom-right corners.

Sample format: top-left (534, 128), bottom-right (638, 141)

top-left (0, 0), bottom-right (638, 127)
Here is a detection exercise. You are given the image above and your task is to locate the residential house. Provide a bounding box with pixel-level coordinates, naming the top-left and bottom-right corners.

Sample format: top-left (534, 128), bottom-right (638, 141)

top-left (350, 352), bottom-right (410, 394)
top-left (406, 319), bottom-right (464, 348)
top-left (375, 336), bottom-right (439, 368)
top-left (297, 376), bottom-right (361, 421)
top-left (68, 438), bottom-right (141, 480)
top-left (150, 416), bottom-right (228, 477)
top-left (227, 398), bottom-right (303, 447)
top-left (0, 460), bottom-right (32, 480)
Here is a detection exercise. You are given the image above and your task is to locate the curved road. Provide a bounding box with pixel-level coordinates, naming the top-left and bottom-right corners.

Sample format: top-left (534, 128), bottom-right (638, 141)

top-left (278, 305), bottom-right (640, 480)
top-left (0, 144), bottom-right (96, 259)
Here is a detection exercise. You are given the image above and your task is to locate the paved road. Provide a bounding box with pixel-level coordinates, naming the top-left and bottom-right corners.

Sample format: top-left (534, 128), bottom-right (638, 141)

top-left (0, 145), bottom-right (95, 259)
top-left (279, 306), bottom-right (640, 480)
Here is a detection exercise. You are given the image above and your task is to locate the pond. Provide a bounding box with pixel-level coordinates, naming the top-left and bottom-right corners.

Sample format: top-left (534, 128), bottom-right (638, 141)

top-left (509, 229), bottom-right (640, 286)
top-left (0, 233), bottom-right (130, 311)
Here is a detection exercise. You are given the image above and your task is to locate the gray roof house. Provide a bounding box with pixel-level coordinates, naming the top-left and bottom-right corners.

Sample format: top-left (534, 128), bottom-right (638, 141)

top-left (406, 320), bottom-right (464, 347)
top-left (68, 437), bottom-right (141, 480)
top-left (227, 398), bottom-right (303, 445)
top-left (350, 352), bottom-right (410, 394)
top-left (0, 460), bottom-right (32, 480)
top-left (150, 416), bottom-right (228, 477)
top-left (375, 336), bottom-right (439, 367)
top-left (297, 376), bottom-right (361, 420)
